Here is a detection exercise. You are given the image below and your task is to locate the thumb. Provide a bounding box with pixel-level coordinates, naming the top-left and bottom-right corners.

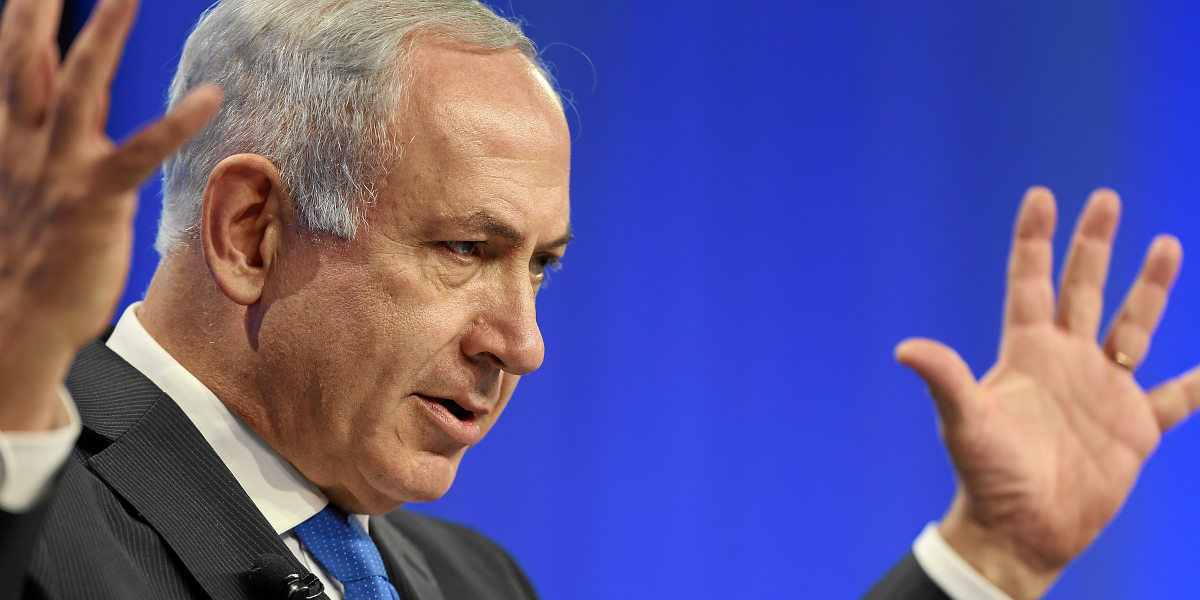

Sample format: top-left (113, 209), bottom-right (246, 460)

top-left (895, 337), bottom-right (979, 426)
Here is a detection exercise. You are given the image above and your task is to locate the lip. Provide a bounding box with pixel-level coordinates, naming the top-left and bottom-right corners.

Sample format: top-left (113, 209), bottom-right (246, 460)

top-left (413, 394), bottom-right (484, 446)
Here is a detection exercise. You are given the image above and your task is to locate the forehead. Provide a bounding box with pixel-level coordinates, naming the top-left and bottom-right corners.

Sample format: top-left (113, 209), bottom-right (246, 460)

top-left (376, 39), bottom-right (570, 228)
top-left (403, 39), bottom-right (568, 163)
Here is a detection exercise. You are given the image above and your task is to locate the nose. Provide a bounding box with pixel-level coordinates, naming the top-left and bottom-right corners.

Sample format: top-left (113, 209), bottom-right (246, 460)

top-left (462, 276), bottom-right (545, 375)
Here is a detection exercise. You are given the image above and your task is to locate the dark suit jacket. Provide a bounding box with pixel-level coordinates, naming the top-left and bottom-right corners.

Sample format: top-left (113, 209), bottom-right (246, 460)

top-left (0, 340), bottom-right (537, 599)
top-left (863, 553), bottom-right (953, 600)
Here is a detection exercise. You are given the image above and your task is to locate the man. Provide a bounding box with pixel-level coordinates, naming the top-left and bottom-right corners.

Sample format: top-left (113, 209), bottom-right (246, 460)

top-left (1, 3), bottom-right (1198, 600)
top-left (0, 0), bottom-right (565, 597)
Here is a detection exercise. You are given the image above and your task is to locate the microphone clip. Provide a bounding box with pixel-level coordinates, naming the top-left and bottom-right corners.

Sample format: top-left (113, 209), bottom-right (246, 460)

top-left (279, 571), bottom-right (325, 600)
top-left (245, 553), bottom-right (326, 600)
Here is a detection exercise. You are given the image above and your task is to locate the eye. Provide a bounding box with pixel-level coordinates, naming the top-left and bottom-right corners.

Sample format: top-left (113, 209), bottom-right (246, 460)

top-left (441, 241), bottom-right (482, 257)
top-left (531, 254), bottom-right (563, 287)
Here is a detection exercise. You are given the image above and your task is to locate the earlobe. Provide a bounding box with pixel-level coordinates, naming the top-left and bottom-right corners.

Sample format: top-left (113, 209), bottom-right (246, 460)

top-left (201, 154), bottom-right (285, 306)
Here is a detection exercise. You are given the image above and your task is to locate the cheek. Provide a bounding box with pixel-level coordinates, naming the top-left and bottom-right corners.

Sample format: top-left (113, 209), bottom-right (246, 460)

top-left (306, 269), bottom-right (434, 371)
top-left (351, 396), bottom-right (409, 445)
top-left (375, 264), bottom-right (485, 359)
top-left (274, 253), bottom-right (486, 422)
top-left (255, 277), bottom-right (402, 424)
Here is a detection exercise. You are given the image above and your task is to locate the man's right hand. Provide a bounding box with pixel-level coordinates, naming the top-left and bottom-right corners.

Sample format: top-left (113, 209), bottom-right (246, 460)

top-left (0, 0), bottom-right (220, 431)
top-left (897, 188), bottom-right (1200, 599)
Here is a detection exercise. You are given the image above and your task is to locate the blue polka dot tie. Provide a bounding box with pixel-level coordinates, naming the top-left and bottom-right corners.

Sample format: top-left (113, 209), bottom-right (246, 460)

top-left (293, 505), bottom-right (402, 600)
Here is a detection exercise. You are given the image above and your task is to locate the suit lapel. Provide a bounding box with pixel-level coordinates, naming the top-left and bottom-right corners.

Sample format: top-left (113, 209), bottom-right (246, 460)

top-left (371, 516), bottom-right (446, 600)
top-left (67, 341), bottom-right (325, 599)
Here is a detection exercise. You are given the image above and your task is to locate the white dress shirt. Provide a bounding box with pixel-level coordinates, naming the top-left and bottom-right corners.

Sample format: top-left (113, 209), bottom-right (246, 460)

top-left (0, 305), bottom-right (1012, 600)
top-left (913, 523), bottom-right (1012, 600)
top-left (0, 385), bottom-right (79, 510)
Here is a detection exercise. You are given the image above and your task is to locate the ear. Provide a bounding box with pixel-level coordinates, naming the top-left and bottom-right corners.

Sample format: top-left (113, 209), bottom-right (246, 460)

top-left (200, 154), bottom-right (287, 306)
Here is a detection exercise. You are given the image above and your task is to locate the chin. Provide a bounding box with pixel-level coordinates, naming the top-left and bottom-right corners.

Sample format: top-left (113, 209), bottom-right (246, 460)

top-left (334, 479), bottom-right (456, 515)
top-left (353, 449), bottom-right (464, 512)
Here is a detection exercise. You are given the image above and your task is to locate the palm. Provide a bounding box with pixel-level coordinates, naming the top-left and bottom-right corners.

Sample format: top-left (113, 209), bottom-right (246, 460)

top-left (10, 135), bottom-right (137, 349)
top-left (897, 188), bottom-right (1200, 596)
top-left (0, 0), bottom-right (220, 427)
top-left (956, 328), bottom-right (1157, 565)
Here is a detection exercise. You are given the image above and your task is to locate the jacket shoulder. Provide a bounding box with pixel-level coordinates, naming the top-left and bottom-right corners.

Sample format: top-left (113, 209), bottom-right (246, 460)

top-left (378, 510), bottom-right (538, 599)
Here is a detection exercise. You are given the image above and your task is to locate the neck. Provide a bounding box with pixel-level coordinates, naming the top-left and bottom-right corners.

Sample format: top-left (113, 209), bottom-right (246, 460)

top-left (140, 249), bottom-right (276, 443)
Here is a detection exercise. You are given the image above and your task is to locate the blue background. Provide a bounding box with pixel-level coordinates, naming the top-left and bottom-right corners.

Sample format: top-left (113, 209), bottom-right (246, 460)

top-left (21, 0), bottom-right (1200, 597)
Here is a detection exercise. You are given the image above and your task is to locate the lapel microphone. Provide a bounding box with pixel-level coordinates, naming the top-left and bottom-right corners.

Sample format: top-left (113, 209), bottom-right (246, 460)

top-left (245, 553), bottom-right (326, 600)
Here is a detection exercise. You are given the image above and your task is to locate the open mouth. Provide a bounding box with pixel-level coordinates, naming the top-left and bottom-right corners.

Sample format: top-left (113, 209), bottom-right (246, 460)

top-left (413, 393), bottom-right (485, 445)
top-left (429, 396), bottom-right (473, 421)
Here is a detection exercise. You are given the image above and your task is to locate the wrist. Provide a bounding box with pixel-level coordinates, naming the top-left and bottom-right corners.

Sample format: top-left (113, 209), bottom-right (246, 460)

top-left (938, 496), bottom-right (1065, 600)
top-left (0, 318), bottom-right (77, 432)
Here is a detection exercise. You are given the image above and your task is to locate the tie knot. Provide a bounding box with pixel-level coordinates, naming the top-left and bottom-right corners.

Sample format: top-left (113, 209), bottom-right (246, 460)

top-left (294, 506), bottom-right (390, 585)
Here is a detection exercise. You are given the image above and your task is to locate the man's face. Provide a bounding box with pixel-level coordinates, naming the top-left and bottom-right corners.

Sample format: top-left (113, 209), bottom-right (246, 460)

top-left (249, 41), bottom-right (571, 514)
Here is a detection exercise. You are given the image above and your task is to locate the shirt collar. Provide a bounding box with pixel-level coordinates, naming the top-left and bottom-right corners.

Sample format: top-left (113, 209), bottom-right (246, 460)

top-left (105, 302), bottom-right (334, 535)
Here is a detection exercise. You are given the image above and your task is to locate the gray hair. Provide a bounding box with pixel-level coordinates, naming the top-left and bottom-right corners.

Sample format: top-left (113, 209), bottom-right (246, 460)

top-left (157, 0), bottom-right (544, 255)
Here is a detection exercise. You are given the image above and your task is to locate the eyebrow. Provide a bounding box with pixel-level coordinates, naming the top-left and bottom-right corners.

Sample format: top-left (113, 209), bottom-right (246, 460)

top-left (541, 228), bottom-right (574, 251)
top-left (455, 211), bottom-right (573, 251)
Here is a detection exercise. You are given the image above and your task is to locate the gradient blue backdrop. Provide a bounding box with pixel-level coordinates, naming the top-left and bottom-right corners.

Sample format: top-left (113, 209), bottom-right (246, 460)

top-left (28, 0), bottom-right (1200, 598)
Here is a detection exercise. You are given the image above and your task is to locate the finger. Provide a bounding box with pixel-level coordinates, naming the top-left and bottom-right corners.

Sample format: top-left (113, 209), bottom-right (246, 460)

top-left (42, 38), bottom-right (61, 90)
top-left (896, 337), bottom-right (980, 426)
top-left (1148, 362), bottom-right (1200, 431)
top-left (0, 0), bottom-right (62, 44)
top-left (33, 39), bottom-right (60, 117)
top-left (1055, 189), bottom-right (1121, 338)
top-left (4, 39), bottom-right (61, 126)
top-left (49, 0), bottom-right (137, 146)
top-left (1103, 235), bottom-right (1183, 369)
top-left (1004, 187), bottom-right (1058, 329)
top-left (94, 84), bottom-right (222, 196)
top-left (0, 0), bottom-right (63, 124)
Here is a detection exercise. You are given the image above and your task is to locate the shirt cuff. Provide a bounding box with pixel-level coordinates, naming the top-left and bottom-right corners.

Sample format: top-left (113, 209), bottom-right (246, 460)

top-left (912, 522), bottom-right (1014, 600)
top-left (0, 385), bottom-right (81, 512)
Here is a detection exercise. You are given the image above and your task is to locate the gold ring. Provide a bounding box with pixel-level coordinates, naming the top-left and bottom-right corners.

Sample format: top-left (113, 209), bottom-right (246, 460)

top-left (1111, 351), bottom-right (1135, 371)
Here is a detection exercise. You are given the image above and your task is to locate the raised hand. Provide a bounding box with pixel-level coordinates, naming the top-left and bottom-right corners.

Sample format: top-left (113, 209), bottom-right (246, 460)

top-left (896, 187), bottom-right (1200, 599)
top-left (0, 0), bottom-right (220, 431)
